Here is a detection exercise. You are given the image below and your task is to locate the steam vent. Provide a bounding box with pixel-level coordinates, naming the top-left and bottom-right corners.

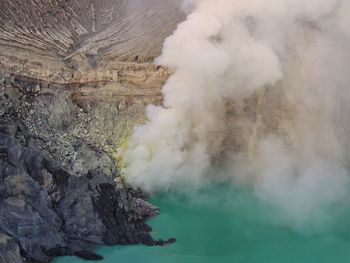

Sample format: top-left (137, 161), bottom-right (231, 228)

top-left (0, 0), bottom-right (183, 262)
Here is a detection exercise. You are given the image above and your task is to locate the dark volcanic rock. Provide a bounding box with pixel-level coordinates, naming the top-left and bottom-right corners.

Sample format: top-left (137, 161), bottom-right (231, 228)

top-left (0, 233), bottom-right (23, 263)
top-left (75, 251), bottom-right (104, 261)
top-left (0, 120), bottom-right (160, 262)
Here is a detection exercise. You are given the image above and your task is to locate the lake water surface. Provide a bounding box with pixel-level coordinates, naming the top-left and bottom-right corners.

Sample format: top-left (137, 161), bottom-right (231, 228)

top-left (55, 184), bottom-right (350, 263)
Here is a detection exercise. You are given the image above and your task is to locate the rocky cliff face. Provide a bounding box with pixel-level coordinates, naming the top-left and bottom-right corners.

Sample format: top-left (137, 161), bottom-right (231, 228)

top-left (0, 0), bottom-right (183, 262)
top-left (0, 0), bottom-right (181, 162)
top-left (0, 73), bottom-right (179, 263)
top-left (0, 0), bottom-right (184, 81)
top-left (0, 0), bottom-right (184, 172)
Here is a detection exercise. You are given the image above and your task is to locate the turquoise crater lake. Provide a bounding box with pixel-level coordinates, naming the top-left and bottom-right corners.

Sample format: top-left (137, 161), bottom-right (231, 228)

top-left (54, 184), bottom-right (350, 263)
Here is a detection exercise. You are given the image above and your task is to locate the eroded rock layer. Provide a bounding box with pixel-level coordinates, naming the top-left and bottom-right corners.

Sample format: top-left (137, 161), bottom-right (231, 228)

top-left (0, 0), bottom-right (184, 81)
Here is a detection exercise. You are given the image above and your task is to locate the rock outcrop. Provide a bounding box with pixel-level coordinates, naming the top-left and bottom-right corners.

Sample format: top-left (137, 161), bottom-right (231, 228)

top-left (0, 80), bottom-right (177, 262)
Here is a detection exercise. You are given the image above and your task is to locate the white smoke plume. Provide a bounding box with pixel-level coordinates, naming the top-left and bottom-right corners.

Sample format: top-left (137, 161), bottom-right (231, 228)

top-left (123, 0), bottom-right (350, 228)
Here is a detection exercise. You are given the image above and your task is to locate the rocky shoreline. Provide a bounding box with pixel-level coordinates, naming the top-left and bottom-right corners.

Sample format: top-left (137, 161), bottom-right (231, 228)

top-left (0, 72), bottom-right (175, 262)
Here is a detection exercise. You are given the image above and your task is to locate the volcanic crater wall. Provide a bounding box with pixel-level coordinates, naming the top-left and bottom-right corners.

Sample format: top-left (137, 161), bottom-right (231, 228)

top-left (0, 1), bottom-right (184, 261)
top-left (0, 0), bottom-right (300, 187)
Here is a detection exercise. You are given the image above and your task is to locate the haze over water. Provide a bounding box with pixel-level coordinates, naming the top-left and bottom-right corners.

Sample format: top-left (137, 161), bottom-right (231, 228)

top-left (57, 1), bottom-right (350, 262)
top-left (55, 183), bottom-right (350, 263)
